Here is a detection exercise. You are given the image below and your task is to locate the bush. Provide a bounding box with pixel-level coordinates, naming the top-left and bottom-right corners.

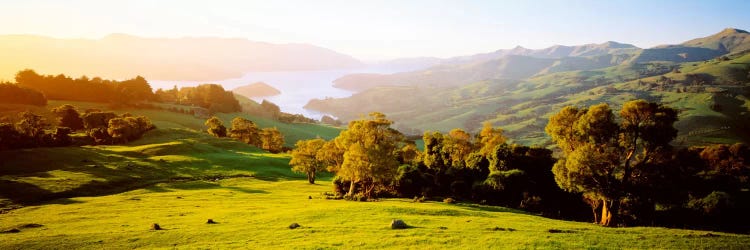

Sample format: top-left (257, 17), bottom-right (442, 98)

top-left (443, 197), bottom-right (456, 204)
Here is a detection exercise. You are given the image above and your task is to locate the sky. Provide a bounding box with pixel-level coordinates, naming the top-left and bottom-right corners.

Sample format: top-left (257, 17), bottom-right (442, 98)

top-left (1, 0), bottom-right (749, 60)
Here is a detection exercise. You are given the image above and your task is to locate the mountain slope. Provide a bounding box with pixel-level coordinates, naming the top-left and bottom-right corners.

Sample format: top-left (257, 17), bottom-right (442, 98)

top-left (631, 28), bottom-right (750, 63)
top-left (0, 34), bottom-right (363, 81)
top-left (308, 32), bottom-right (750, 146)
top-left (682, 28), bottom-right (750, 54)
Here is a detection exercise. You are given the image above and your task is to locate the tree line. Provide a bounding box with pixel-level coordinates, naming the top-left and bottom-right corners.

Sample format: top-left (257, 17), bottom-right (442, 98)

top-left (289, 101), bottom-right (750, 232)
top-left (155, 84), bottom-right (241, 113)
top-left (0, 104), bottom-right (154, 150)
top-left (8, 69), bottom-right (242, 114)
top-left (15, 69), bottom-right (155, 105)
top-left (3, 69), bottom-right (332, 126)
top-left (0, 83), bottom-right (47, 106)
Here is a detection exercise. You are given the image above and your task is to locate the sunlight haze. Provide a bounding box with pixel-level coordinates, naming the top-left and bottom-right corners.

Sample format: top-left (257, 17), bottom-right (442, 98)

top-left (1, 0), bottom-right (748, 60)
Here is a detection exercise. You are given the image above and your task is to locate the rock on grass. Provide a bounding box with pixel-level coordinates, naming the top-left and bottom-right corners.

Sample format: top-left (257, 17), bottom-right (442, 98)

top-left (391, 219), bottom-right (408, 229)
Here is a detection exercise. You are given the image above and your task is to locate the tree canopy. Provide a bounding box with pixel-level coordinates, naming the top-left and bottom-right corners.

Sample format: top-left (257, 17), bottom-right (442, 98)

top-left (289, 138), bottom-right (327, 184)
top-left (545, 99), bottom-right (678, 226)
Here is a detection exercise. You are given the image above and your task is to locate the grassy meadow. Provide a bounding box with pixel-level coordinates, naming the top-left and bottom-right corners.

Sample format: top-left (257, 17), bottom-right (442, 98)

top-left (2, 102), bottom-right (750, 249)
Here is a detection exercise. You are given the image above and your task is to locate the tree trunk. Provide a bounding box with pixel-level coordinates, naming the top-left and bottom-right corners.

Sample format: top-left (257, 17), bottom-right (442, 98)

top-left (592, 203), bottom-right (600, 224)
top-left (600, 199), bottom-right (619, 227)
top-left (307, 172), bottom-right (315, 184)
top-left (347, 180), bottom-right (356, 196)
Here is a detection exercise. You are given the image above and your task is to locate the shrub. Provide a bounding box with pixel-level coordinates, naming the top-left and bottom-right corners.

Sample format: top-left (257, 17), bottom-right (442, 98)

top-left (443, 197), bottom-right (456, 204)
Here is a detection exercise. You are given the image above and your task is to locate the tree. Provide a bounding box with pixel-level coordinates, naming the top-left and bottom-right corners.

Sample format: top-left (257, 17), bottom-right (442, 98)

top-left (317, 139), bottom-right (346, 173)
top-left (444, 128), bottom-right (474, 168)
top-left (51, 104), bottom-right (84, 130)
top-left (477, 122), bottom-right (506, 160)
top-left (107, 118), bottom-right (132, 144)
top-left (289, 138), bottom-right (327, 183)
top-left (81, 111), bottom-right (117, 129)
top-left (259, 127), bottom-right (284, 153)
top-left (545, 100), bottom-right (678, 226)
top-left (0, 82), bottom-right (47, 106)
top-left (229, 117), bottom-right (260, 145)
top-left (52, 127), bottom-right (72, 146)
top-left (260, 100), bottom-right (281, 119)
top-left (15, 112), bottom-right (48, 144)
top-left (0, 123), bottom-right (22, 150)
top-left (334, 112), bottom-right (404, 197)
top-left (205, 116), bottom-right (227, 137)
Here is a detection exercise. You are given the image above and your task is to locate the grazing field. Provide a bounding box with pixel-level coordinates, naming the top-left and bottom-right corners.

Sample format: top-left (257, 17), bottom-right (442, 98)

top-left (2, 116), bottom-right (750, 249)
top-left (3, 176), bottom-right (750, 249)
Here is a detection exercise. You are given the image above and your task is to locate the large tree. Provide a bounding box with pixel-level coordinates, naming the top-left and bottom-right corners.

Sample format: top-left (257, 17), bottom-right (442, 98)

top-left (229, 117), bottom-right (260, 145)
top-left (545, 100), bottom-right (678, 226)
top-left (51, 104), bottom-right (84, 130)
top-left (289, 138), bottom-right (327, 184)
top-left (15, 112), bottom-right (48, 144)
top-left (477, 122), bottom-right (506, 160)
top-left (205, 116), bottom-right (227, 137)
top-left (259, 127), bottom-right (284, 153)
top-left (333, 112), bottom-right (403, 197)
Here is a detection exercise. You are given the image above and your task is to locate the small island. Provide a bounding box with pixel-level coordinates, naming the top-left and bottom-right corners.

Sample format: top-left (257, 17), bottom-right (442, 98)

top-left (232, 82), bottom-right (281, 98)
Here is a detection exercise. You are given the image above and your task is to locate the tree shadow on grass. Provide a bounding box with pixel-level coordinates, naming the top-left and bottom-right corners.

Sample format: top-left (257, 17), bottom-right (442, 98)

top-left (452, 203), bottom-right (532, 216)
top-left (0, 179), bottom-right (83, 206)
top-left (164, 180), bottom-right (269, 194)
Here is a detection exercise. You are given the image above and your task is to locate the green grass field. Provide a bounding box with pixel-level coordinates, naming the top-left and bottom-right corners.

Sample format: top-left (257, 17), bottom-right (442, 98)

top-left (2, 102), bottom-right (750, 248)
top-left (4, 177), bottom-right (750, 249)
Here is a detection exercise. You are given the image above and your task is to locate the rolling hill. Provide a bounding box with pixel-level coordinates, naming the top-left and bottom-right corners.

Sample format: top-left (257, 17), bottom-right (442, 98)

top-left (1, 102), bottom-right (749, 249)
top-left (307, 28), bottom-right (750, 146)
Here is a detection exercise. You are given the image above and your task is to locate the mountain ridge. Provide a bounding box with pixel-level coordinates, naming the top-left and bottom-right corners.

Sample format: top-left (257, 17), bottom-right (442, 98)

top-left (307, 28), bottom-right (750, 146)
top-left (0, 33), bottom-right (363, 82)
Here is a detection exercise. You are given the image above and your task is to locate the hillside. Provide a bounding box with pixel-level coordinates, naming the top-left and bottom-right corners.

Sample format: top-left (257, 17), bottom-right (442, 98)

top-left (331, 29), bottom-right (750, 93)
top-left (0, 34), bottom-right (363, 81)
top-left (1, 103), bottom-right (749, 248)
top-left (307, 28), bottom-right (750, 146)
top-left (682, 28), bottom-right (750, 54)
top-left (232, 82), bottom-right (282, 98)
top-left (3, 177), bottom-right (749, 249)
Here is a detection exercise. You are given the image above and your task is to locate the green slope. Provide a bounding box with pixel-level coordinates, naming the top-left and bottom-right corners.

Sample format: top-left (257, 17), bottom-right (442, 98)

top-left (0, 101), bottom-right (341, 207)
top-left (305, 51), bottom-right (750, 147)
top-left (2, 177), bottom-right (749, 249)
top-left (2, 102), bottom-right (749, 249)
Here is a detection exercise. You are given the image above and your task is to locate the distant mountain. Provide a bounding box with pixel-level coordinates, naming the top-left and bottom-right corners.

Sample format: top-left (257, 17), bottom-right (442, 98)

top-left (366, 57), bottom-right (443, 73)
top-left (442, 41), bottom-right (639, 65)
top-left (632, 28), bottom-right (750, 63)
top-left (232, 82), bottom-right (281, 98)
top-left (332, 28), bottom-right (750, 92)
top-left (333, 47), bottom-right (635, 91)
top-left (682, 28), bottom-right (750, 53)
top-left (334, 55), bottom-right (557, 90)
top-left (0, 34), bottom-right (363, 81)
top-left (307, 28), bottom-right (750, 146)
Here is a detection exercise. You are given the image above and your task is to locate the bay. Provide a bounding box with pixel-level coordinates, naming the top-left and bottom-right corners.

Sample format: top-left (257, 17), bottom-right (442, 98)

top-left (150, 68), bottom-right (390, 120)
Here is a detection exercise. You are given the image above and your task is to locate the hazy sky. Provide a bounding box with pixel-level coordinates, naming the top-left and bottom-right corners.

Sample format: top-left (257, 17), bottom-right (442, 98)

top-left (1, 0), bottom-right (748, 60)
